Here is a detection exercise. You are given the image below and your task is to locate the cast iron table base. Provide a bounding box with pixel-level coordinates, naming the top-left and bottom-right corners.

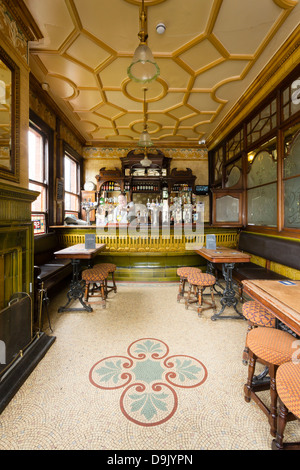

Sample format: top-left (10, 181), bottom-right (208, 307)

top-left (58, 259), bottom-right (92, 313)
top-left (211, 262), bottom-right (244, 321)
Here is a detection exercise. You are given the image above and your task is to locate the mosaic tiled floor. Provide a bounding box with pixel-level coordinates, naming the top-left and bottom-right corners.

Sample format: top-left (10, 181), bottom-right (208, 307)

top-left (89, 337), bottom-right (208, 427)
top-left (0, 282), bottom-right (299, 450)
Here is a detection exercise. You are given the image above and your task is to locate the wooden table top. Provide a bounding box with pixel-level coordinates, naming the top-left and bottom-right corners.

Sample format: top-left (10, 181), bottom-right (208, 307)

top-left (242, 279), bottom-right (300, 336)
top-left (54, 243), bottom-right (106, 259)
top-left (195, 246), bottom-right (251, 264)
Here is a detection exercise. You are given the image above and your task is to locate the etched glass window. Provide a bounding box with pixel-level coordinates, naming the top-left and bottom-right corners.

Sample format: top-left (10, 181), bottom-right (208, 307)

top-left (283, 127), bottom-right (300, 228)
top-left (247, 183), bottom-right (277, 227)
top-left (247, 150), bottom-right (277, 188)
top-left (247, 138), bottom-right (277, 227)
top-left (225, 158), bottom-right (242, 188)
top-left (216, 195), bottom-right (240, 223)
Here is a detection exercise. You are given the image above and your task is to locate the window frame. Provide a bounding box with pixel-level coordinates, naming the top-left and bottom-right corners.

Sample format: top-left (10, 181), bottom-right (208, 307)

top-left (209, 65), bottom-right (300, 236)
top-left (28, 119), bottom-right (50, 235)
top-left (63, 145), bottom-right (81, 219)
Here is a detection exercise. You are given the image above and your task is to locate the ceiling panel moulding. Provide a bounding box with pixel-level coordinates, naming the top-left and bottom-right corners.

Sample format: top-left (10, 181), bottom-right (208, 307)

top-left (22, 0), bottom-right (300, 148)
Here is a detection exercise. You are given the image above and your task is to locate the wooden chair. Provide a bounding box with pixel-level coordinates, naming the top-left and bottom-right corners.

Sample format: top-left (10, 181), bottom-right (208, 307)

top-left (81, 267), bottom-right (108, 308)
top-left (176, 267), bottom-right (202, 302)
top-left (244, 327), bottom-right (296, 437)
top-left (242, 301), bottom-right (276, 365)
top-left (272, 362), bottom-right (300, 450)
top-left (185, 272), bottom-right (216, 316)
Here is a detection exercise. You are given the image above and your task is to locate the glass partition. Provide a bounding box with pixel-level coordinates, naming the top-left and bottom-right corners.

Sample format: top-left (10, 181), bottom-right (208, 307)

top-left (283, 125), bottom-right (300, 228)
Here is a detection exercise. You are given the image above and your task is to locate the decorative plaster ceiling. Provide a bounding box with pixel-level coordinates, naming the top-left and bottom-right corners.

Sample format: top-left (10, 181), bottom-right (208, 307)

top-left (24, 0), bottom-right (300, 148)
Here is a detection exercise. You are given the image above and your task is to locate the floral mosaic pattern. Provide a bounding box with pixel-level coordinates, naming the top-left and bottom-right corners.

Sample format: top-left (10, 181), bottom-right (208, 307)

top-left (89, 338), bottom-right (208, 426)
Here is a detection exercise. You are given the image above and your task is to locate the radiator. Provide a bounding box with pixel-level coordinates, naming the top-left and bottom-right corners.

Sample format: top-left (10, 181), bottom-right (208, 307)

top-left (0, 294), bottom-right (32, 376)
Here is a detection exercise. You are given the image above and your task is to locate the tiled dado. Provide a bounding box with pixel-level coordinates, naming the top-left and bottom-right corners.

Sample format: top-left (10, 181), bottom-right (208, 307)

top-left (0, 183), bottom-right (56, 414)
top-left (0, 182), bottom-right (38, 309)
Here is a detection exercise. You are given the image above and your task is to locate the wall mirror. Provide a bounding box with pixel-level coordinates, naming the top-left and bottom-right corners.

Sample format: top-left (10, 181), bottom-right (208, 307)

top-left (0, 46), bottom-right (20, 182)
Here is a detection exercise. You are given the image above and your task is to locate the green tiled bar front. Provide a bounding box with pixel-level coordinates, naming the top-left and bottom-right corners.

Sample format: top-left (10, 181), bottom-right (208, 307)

top-left (53, 225), bottom-right (239, 282)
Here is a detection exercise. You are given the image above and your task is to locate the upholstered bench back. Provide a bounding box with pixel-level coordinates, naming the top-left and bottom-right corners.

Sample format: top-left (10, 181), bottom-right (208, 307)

top-left (34, 232), bottom-right (60, 266)
top-left (238, 232), bottom-right (300, 272)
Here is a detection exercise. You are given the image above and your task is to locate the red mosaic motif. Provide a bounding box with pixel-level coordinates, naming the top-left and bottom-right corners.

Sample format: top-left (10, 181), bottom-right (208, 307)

top-left (89, 338), bottom-right (208, 426)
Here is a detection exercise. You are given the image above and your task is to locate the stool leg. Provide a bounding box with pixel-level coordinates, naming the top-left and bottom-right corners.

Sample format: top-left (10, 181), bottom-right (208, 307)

top-left (101, 282), bottom-right (106, 304)
top-left (185, 283), bottom-right (192, 309)
top-left (112, 271), bottom-right (117, 293)
top-left (242, 322), bottom-right (255, 365)
top-left (178, 277), bottom-right (184, 302)
top-left (197, 287), bottom-right (203, 316)
top-left (269, 363), bottom-right (279, 438)
top-left (210, 286), bottom-right (216, 310)
top-left (272, 399), bottom-right (288, 450)
top-left (84, 282), bottom-right (89, 302)
top-left (244, 350), bottom-right (256, 402)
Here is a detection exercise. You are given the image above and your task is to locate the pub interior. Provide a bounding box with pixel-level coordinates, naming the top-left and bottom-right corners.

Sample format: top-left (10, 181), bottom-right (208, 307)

top-left (0, 0), bottom-right (300, 452)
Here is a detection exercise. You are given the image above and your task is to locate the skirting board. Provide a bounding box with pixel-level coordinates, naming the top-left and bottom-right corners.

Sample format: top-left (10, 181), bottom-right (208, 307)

top-left (0, 332), bottom-right (56, 414)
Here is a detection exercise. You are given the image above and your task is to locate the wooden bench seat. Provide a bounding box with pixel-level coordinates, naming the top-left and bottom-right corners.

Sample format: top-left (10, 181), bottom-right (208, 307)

top-left (34, 233), bottom-right (72, 324)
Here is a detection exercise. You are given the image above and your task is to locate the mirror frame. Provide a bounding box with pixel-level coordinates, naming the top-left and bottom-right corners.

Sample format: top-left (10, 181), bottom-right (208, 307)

top-left (0, 45), bottom-right (20, 183)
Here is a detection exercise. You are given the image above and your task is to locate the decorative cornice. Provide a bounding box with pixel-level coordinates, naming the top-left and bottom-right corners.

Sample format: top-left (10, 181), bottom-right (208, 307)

top-left (207, 25), bottom-right (300, 150)
top-left (0, 182), bottom-right (39, 203)
top-left (85, 140), bottom-right (205, 149)
top-left (30, 73), bottom-right (86, 147)
top-left (83, 146), bottom-right (208, 161)
top-left (2, 0), bottom-right (43, 41)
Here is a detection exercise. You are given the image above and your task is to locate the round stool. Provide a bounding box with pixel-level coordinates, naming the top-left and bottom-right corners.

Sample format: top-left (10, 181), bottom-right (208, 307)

top-left (272, 362), bottom-right (300, 450)
top-left (94, 263), bottom-right (117, 295)
top-left (244, 327), bottom-right (296, 437)
top-left (176, 267), bottom-right (202, 302)
top-left (81, 267), bottom-right (108, 308)
top-left (185, 272), bottom-right (216, 316)
top-left (242, 301), bottom-right (276, 365)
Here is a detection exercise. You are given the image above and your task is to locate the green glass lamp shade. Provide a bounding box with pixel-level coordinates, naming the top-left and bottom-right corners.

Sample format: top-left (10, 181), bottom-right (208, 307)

top-left (138, 129), bottom-right (153, 147)
top-left (127, 44), bottom-right (160, 83)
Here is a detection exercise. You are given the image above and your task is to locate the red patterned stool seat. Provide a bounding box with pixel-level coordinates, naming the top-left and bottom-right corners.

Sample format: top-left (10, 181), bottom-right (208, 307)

top-left (176, 267), bottom-right (202, 302)
top-left (94, 263), bottom-right (116, 273)
top-left (242, 301), bottom-right (276, 328)
top-left (277, 362), bottom-right (300, 419)
top-left (185, 272), bottom-right (216, 316)
top-left (272, 362), bottom-right (300, 450)
top-left (177, 267), bottom-right (202, 278)
top-left (82, 268), bottom-right (108, 282)
top-left (81, 267), bottom-right (108, 308)
top-left (93, 263), bottom-right (117, 295)
top-left (242, 301), bottom-right (276, 366)
top-left (187, 272), bottom-right (216, 287)
top-left (244, 326), bottom-right (296, 437)
top-left (246, 327), bottom-right (295, 365)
